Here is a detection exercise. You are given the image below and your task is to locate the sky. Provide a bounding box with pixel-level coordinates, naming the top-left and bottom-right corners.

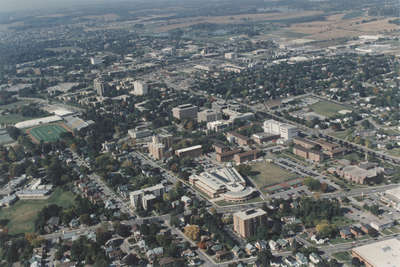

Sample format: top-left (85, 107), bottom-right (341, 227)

top-left (0, 0), bottom-right (108, 12)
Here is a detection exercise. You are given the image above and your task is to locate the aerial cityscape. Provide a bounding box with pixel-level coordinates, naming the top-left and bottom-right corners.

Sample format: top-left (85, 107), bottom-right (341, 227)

top-left (0, 0), bottom-right (399, 266)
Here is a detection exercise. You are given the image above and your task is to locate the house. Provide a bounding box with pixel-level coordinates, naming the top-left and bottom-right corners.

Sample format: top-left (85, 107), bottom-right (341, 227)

top-left (284, 256), bottom-right (298, 266)
top-left (255, 240), bottom-right (268, 251)
top-left (276, 238), bottom-right (289, 249)
top-left (216, 250), bottom-right (230, 261)
top-left (181, 195), bottom-right (192, 206)
top-left (245, 243), bottom-right (256, 255)
top-left (232, 245), bottom-right (243, 257)
top-left (340, 227), bottom-right (352, 239)
top-left (296, 252), bottom-right (308, 266)
top-left (269, 240), bottom-right (279, 251)
top-left (309, 252), bottom-right (322, 264)
top-left (350, 226), bottom-right (364, 238)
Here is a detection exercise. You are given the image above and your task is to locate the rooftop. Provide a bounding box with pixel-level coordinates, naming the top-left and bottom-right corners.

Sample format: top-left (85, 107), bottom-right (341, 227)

top-left (234, 208), bottom-right (266, 220)
top-left (352, 238), bottom-right (400, 267)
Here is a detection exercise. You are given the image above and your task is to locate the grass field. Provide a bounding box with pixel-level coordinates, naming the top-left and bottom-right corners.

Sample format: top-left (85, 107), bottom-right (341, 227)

top-left (27, 124), bottom-right (69, 143)
top-left (0, 188), bottom-right (75, 235)
top-left (309, 100), bottom-right (350, 117)
top-left (250, 162), bottom-right (298, 192)
top-left (0, 114), bottom-right (35, 124)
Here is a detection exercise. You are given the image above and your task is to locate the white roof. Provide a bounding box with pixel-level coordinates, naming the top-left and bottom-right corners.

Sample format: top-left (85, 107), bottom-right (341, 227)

top-left (234, 208), bottom-right (266, 220)
top-left (15, 116), bottom-right (62, 129)
top-left (176, 145), bottom-right (202, 153)
top-left (386, 187), bottom-right (400, 201)
top-left (352, 238), bottom-right (400, 267)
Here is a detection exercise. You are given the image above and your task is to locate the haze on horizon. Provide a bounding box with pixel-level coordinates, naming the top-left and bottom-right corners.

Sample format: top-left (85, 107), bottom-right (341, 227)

top-left (0, 0), bottom-right (111, 12)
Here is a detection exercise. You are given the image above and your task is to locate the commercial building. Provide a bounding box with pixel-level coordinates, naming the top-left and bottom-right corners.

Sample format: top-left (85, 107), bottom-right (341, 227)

top-left (233, 208), bottom-right (267, 238)
top-left (130, 183), bottom-right (165, 210)
top-left (216, 149), bottom-right (241, 163)
top-left (335, 162), bottom-right (384, 184)
top-left (131, 80), bottom-right (148, 96)
top-left (222, 109), bottom-right (254, 122)
top-left (198, 109), bottom-right (222, 123)
top-left (234, 150), bottom-right (259, 164)
top-left (352, 238), bottom-right (400, 267)
top-left (226, 132), bottom-right (251, 146)
top-left (207, 120), bottom-right (232, 132)
top-left (293, 145), bottom-right (324, 163)
top-left (382, 187), bottom-right (400, 210)
top-left (172, 104), bottom-right (198, 120)
top-left (189, 167), bottom-right (255, 201)
top-left (128, 127), bottom-right (153, 139)
top-left (175, 145), bottom-right (202, 158)
top-left (252, 132), bottom-right (280, 144)
top-left (263, 120), bottom-right (298, 141)
top-left (94, 78), bottom-right (105, 96)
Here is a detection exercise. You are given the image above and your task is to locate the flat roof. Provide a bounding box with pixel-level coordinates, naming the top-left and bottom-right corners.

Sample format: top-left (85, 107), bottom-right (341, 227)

top-left (386, 187), bottom-right (400, 201)
top-left (352, 238), bottom-right (400, 267)
top-left (234, 208), bottom-right (266, 220)
top-left (176, 145), bottom-right (202, 153)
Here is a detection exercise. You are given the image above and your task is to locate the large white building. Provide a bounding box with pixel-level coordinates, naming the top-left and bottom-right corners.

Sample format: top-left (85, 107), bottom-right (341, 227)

top-left (131, 80), bottom-right (148, 96)
top-left (189, 167), bottom-right (255, 202)
top-left (263, 119), bottom-right (298, 140)
top-left (197, 109), bottom-right (222, 123)
top-left (15, 116), bottom-right (63, 129)
top-left (94, 78), bottom-right (105, 96)
top-left (129, 183), bottom-right (165, 210)
top-left (352, 238), bottom-right (400, 267)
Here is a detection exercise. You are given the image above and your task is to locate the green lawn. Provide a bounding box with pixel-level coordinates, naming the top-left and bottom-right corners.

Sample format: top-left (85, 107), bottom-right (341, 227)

top-left (332, 251), bottom-right (351, 262)
top-left (0, 188), bottom-right (75, 235)
top-left (0, 114), bottom-right (35, 124)
top-left (250, 162), bottom-right (298, 192)
top-left (310, 100), bottom-right (351, 118)
top-left (27, 124), bottom-right (69, 143)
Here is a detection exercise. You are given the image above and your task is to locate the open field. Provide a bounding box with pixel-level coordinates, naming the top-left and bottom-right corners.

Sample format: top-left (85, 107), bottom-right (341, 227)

top-left (250, 161), bottom-right (298, 192)
top-left (26, 123), bottom-right (70, 143)
top-left (289, 13), bottom-right (400, 41)
top-left (0, 114), bottom-right (35, 125)
top-left (151, 11), bottom-right (322, 32)
top-left (0, 188), bottom-right (75, 235)
top-left (309, 100), bottom-right (350, 117)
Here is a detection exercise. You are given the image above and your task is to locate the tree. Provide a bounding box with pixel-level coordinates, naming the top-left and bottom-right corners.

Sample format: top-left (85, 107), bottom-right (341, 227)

top-left (256, 249), bottom-right (273, 267)
top-left (79, 214), bottom-right (91, 226)
top-left (124, 253), bottom-right (139, 266)
top-left (184, 224), bottom-right (200, 241)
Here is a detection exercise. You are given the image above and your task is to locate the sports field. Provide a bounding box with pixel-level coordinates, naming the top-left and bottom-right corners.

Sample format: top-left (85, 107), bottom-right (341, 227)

top-left (309, 100), bottom-right (351, 117)
top-left (26, 124), bottom-right (69, 143)
top-left (250, 162), bottom-right (298, 193)
top-left (0, 188), bottom-right (75, 235)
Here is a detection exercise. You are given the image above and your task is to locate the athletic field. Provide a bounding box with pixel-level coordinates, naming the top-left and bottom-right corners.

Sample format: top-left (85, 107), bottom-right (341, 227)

top-left (26, 124), bottom-right (69, 143)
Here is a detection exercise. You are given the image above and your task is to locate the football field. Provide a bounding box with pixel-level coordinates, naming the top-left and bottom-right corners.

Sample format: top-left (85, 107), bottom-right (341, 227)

top-left (27, 124), bottom-right (69, 143)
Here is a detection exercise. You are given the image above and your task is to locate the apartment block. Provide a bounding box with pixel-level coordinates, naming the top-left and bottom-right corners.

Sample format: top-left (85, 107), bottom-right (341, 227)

top-left (233, 209), bottom-right (267, 238)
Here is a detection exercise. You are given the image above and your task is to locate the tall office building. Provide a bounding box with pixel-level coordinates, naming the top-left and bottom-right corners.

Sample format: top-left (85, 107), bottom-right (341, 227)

top-left (233, 208), bottom-right (267, 238)
top-left (94, 78), bottom-right (105, 97)
top-left (132, 80), bottom-right (148, 96)
top-left (172, 104), bottom-right (198, 120)
top-left (263, 119), bottom-right (298, 141)
top-left (197, 109), bottom-right (222, 123)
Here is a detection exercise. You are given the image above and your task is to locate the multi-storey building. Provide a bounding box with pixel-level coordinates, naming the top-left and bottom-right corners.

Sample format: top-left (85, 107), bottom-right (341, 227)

top-left (263, 119), bottom-right (298, 141)
top-left (197, 109), bottom-right (222, 123)
top-left (172, 104), bottom-right (198, 120)
top-left (233, 209), bottom-right (267, 238)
